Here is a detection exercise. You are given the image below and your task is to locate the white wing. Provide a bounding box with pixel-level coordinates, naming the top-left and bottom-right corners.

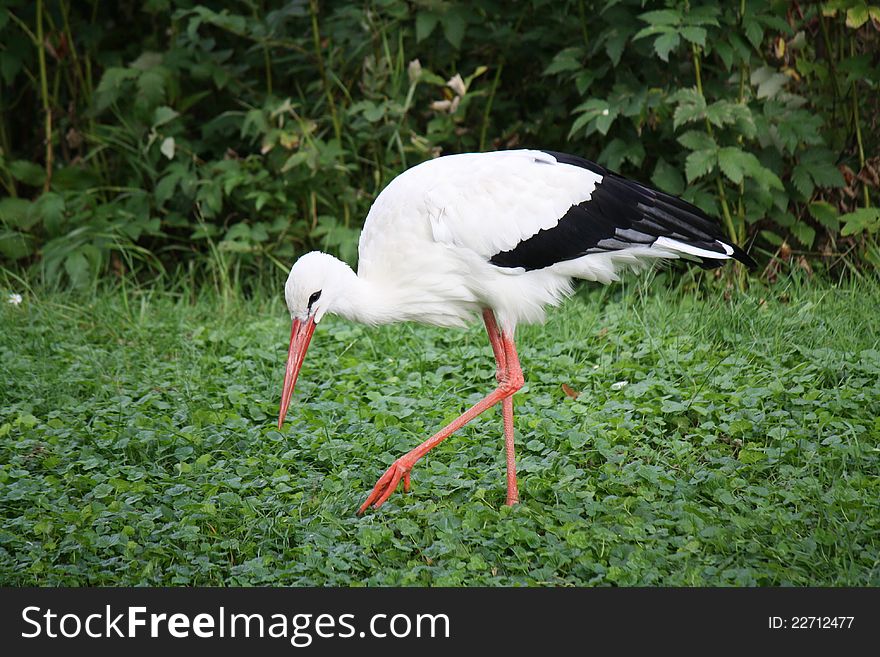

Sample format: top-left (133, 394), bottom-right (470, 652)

top-left (420, 150), bottom-right (603, 257)
top-left (357, 149), bottom-right (750, 280)
top-left (356, 150), bottom-right (601, 280)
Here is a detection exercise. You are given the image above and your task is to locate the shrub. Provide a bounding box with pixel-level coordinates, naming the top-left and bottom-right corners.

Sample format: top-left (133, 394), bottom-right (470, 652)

top-left (0, 0), bottom-right (877, 289)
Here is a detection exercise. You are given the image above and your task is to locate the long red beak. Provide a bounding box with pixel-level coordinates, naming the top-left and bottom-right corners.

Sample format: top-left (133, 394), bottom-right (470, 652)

top-left (277, 316), bottom-right (316, 428)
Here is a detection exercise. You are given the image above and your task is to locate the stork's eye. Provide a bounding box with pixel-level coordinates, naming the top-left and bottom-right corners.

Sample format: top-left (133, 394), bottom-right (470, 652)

top-left (308, 290), bottom-right (322, 308)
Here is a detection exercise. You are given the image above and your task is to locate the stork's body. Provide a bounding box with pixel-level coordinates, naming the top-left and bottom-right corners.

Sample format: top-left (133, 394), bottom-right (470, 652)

top-left (278, 150), bottom-right (754, 512)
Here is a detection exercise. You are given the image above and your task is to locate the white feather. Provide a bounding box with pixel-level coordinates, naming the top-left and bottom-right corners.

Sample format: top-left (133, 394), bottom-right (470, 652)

top-left (287, 150), bottom-right (735, 334)
top-left (358, 150), bottom-right (602, 271)
top-left (654, 236), bottom-right (734, 260)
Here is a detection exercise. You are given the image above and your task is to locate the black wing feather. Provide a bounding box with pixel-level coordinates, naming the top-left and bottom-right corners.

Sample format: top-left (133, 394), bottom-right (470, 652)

top-left (488, 151), bottom-right (756, 271)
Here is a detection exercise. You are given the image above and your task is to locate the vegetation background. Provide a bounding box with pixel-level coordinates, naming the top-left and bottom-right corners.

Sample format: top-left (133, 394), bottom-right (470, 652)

top-left (0, 0), bottom-right (878, 290)
top-left (1, 1), bottom-right (879, 586)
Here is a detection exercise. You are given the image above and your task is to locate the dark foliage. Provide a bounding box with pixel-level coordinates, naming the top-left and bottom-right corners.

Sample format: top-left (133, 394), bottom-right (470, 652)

top-left (0, 0), bottom-right (878, 289)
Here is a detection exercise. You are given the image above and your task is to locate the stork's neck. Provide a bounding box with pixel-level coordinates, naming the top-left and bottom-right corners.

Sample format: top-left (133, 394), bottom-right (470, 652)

top-left (329, 264), bottom-right (398, 326)
top-left (322, 254), bottom-right (476, 329)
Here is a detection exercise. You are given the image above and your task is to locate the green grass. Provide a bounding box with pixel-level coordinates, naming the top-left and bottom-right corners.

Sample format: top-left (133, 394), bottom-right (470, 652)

top-left (1, 274), bottom-right (879, 586)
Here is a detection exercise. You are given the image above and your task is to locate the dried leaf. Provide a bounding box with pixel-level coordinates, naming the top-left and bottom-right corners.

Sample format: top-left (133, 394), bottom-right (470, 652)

top-left (561, 384), bottom-right (581, 399)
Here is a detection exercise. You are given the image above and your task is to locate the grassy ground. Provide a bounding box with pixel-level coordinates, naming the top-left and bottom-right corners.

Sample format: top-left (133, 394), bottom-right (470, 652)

top-left (1, 273), bottom-right (879, 586)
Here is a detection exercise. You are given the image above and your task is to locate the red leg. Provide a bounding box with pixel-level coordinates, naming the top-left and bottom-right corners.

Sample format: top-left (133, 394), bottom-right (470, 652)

top-left (358, 311), bottom-right (524, 513)
top-left (502, 396), bottom-right (519, 505)
top-left (483, 308), bottom-right (507, 380)
top-left (486, 309), bottom-right (519, 505)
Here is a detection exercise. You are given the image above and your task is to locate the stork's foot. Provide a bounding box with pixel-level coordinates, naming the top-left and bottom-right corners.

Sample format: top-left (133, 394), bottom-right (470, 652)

top-left (358, 456), bottom-right (416, 513)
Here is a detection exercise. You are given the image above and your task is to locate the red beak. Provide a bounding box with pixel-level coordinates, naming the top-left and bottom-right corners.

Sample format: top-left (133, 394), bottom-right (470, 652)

top-left (277, 316), bottom-right (316, 428)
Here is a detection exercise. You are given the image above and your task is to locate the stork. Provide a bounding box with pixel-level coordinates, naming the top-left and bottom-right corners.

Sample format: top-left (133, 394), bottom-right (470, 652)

top-left (276, 149), bottom-right (755, 513)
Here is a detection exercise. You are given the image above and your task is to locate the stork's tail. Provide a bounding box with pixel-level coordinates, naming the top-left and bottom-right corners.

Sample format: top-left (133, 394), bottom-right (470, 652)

top-left (542, 151), bottom-right (757, 270)
top-left (606, 171), bottom-right (757, 270)
top-left (652, 234), bottom-right (757, 270)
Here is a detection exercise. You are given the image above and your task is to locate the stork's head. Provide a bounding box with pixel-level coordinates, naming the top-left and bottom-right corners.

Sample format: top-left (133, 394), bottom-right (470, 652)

top-left (277, 251), bottom-right (355, 428)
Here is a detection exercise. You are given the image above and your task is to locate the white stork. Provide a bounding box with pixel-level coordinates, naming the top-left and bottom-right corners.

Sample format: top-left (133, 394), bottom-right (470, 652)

top-left (276, 149), bottom-right (754, 513)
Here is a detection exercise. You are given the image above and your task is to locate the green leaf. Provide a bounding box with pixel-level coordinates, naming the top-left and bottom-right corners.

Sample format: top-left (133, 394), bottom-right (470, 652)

top-left (603, 28), bottom-right (629, 66)
top-left (33, 192), bottom-right (65, 235)
top-left (808, 201), bottom-right (840, 232)
top-left (94, 67), bottom-right (138, 112)
top-left (846, 5), bottom-right (870, 28)
top-left (714, 41), bottom-right (734, 70)
top-left (804, 159), bottom-right (844, 189)
top-left (751, 66), bottom-right (788, 99)
top-left (791, 164), bottom-right (814, 198)
top-left (740, 155), bottom-right (784, 191)
top-left (685, 149), bottom-right (717, 182)
top-left (792, 151), bottom-right (844, 197)
top-left (727, 32), bottom-right (752, 61)
top-left (0, 197), bottom-right (34, 228)
top-left (685, 186), bottom-right (719, 217)
top-left (136, 69), bottom-right (166, 107)
top-left (687, 5), bottom-right (722, 27)
top-left (840, 208), bottom-right (880, 236)
top-left (702, 101), bottom-right (756, 138)
top-left (680, 26), bottom-right (707, 46)
top-left (744, 18), bottom-right (763, 49)
top-left (837, 54), bottom-right (875, 88)
top-left (281, 151), bottom-right (309, 173)
top-left (651, 158), bottom-right (685, 196)
top-left (0, 49), bottom-right (23, 85)
top-left (774, 212), bottom-right (796, 228)
top-left (130, 51), bottom-right (163, 71)
top-left (717, 147), bottom-right (781, 190)
top-left (760, 229), bottom-right (784, 246)
top-left (718, 147), bottom-right (747, 184)
top-left (738, 447), bottom-right (767, 464)
top-left (568, 432), bottom-right (589, 449)
top-left (653, 32), bottom-right (681, 62)
top-left (568, 99), bottom-right (618, 137)
top-left (732, 108), bottom-right (757, 140)
top-left (574, 71), bottom-right (596, 95)
top-left (155, 173), bottom-right (180, 206)
top-left (598, 138), bottom-right (645, 170)
top-left (415, 12), bottom-right (439, 41)
top-left (417, 68), bottom-right (447, 86)
top-left (64, 251), bottom-right (91, 288)
top-left (8, 160), bottom-right (46, 187)
top-left (775, 110), bottom-right (824, 153)
top-left (197, 180), bottom-right (222, 217)
top-left (595, 108), bottom-right (618, 135)
top-left (543, 48), bottom-right (584, 76)
top-left (361, 101), bottom-right (385, 122)
top-left (633, 24), bottom-right (674, 41)
top-left (240, 108), bottom-right (269, 140)
top-left (790, 222), bottom-right (816, 248)
top-left (441, 9), bottom-right (467, 49)
top-left (153, 106), bottom-right (179, 127)
top-left (677, 130), bottom-right (716, 152)
top-left (638, 9), bottom-right (682, 26)
top-left (705, 100), bottom-right (735, 127)
top-left (672, 88), bottom-right (707, 129)
top-left (0, 230), bottom-right (34, 260)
